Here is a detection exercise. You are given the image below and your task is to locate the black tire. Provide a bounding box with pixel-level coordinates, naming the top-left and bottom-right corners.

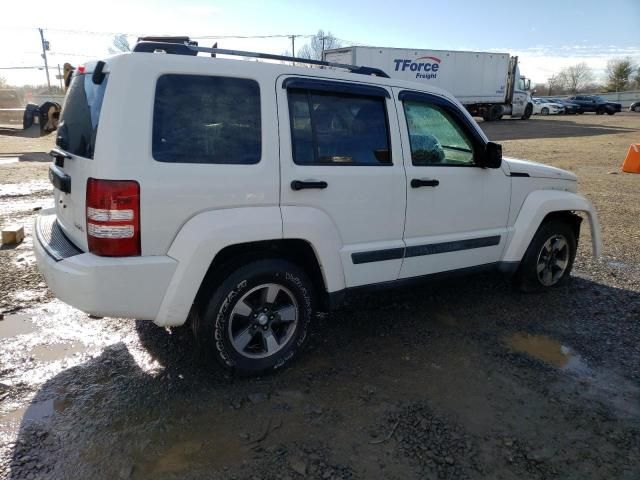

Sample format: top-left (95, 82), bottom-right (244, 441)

top-left (521, 104), bottom-right (533, 120)
top-left (577, 111), bottom-right (584, 114)
top-left (22, 104), bottom-right (38, 129)
top-left (606, 111), bottom-right (615, 115)
top-left (488, 105), bottom-right (503, 121)
top-left (596, 107), bottom-right (605, 115)
top-left (634, 105), bottom-right (640, 113)
top-left (541, 107), bottom-right (549, 116)
top-left (194, 259), bottom-right (315, 376)
top-left (513, 219), bottom-right (577, 293)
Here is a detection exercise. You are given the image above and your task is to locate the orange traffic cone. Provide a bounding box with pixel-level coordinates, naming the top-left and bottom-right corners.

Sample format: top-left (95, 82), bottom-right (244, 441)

top-left (622, 144), bottom-right (640, 173)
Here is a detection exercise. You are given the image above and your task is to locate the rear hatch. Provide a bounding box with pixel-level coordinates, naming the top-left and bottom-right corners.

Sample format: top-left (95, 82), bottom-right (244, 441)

top-left (51, 62), bottom-right (109, 251)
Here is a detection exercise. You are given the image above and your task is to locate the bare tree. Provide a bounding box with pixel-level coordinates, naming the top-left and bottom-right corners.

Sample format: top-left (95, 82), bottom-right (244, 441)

top-left (297, 30), bottom-right (342, 60)
top-left (606, 57), bottom-right (635, 92)
top-left (109, 34), bottom-right (131, 54)
top-left (560, 63), bottom-right (593, 93)
top-left (546, 73), bottom-right (567, 95)
top-left (634, 67), bottom-right (640, 89)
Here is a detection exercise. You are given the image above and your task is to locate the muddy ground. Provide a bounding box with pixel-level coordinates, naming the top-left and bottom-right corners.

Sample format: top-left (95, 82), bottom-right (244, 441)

top-left (0, 114), bottom-right (639, 480)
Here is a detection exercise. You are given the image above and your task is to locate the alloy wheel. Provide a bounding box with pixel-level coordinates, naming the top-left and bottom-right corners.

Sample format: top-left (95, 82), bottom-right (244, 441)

top-left (536, 235), bottom-right (569, 286)
top-left (227, 283), bottom-right (299, 359)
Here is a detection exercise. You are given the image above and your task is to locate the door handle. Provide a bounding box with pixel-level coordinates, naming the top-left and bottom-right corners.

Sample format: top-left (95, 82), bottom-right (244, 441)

top-left (291, 180), bottom-right (328, 191)
top-left (411, 178), bottom-right (439, 188)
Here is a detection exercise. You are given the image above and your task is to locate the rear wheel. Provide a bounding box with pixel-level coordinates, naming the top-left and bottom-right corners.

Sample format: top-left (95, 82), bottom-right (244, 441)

top-left (606, 111), bottom-right (615, 115)
top-left (634, 105), bottom-right (640, 112)
top-left (194, 259), bottom-right (315, 376)
top-left (513, 219), bottom-right (577, 292)
top-left (596, 107), bottom-right (605, 115)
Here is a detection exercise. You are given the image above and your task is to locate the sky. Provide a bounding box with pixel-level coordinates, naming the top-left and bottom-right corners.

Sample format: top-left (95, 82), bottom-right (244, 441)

top-left (1, 0), bottom-right (639, 87)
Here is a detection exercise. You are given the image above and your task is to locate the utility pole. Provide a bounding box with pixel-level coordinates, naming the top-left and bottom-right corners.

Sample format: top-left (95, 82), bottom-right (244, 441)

top-left (38, 28), bottom-right (51, 91)
top-left (290, 35), bottom-right (296, 57)
top-left (57, 64), bottom-right (64, 90)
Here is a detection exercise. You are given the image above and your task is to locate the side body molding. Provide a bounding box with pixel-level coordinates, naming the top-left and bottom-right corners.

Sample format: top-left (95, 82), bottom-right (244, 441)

top-left (155, 207), bottom-right (283, 326)
top-left (502, 190), bottom-right (602, 263)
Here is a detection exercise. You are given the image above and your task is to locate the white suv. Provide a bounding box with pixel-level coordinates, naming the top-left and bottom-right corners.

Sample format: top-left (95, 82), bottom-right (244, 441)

top-left (34, 38), bottom-right (601, 375)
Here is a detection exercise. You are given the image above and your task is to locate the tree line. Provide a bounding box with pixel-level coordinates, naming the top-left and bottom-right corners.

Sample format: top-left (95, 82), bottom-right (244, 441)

top-left (533, 58), bottom-right (640, 96)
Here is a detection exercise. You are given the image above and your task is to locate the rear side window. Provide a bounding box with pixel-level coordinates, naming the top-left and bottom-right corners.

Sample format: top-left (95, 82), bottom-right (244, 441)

top-left (288, 90), bottom-right (391, 165)
top-left (56, 74), bottom-right (108, 159)
top-left (153, 75), bottom-right (261, 164)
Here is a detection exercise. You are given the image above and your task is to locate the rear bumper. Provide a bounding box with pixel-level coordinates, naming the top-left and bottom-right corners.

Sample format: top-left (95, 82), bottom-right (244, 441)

top-left (34, 209), bottom-right (177, 320)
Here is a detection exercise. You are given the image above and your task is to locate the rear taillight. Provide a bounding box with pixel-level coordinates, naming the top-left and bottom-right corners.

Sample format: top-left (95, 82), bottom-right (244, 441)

top-left (86, 178), bottom-right (140, 256)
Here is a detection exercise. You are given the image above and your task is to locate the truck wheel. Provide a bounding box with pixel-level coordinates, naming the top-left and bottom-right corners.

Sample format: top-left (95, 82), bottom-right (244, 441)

top-left (596, 107), bottom-right (605, 115)
top-left (541, 107), bottom-right (549, 116)
top-left (521, 104), bottom-right (533, 120)
top-left (194, 259), bottom-right (315, 376)
top-left (606, 111), bottom-right (615, 115)
top-left (513, 219), bottom-right (577, 293)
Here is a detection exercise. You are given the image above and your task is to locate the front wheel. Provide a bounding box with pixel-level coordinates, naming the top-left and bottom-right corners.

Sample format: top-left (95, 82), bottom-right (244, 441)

top-left (513, 219), bottom-right (577, 292)
top-left (541, 107), bottom-right (549, 116)
top-left (521, 104), bottom-right (533, 120)
top-left (194, 259), bottom-right (315, 375)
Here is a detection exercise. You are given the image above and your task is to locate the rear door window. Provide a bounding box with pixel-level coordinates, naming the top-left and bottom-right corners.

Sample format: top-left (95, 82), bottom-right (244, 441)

top-left (152, 74), bottom-right (261, 164)
top-left (287, 89), bottom-right (391, 166)
top-left (56, 74), bottom-right (109, 159)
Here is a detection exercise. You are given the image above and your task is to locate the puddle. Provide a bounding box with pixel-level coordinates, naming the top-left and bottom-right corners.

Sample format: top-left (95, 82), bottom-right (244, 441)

top-left (27, 343), bottom-right (83, 362)
top-left (0, 314), bottom-right (37, 339)
top-left (506, 333), bottom-right (589, 373)
top-left (0, 157), bottom-right (19, 165)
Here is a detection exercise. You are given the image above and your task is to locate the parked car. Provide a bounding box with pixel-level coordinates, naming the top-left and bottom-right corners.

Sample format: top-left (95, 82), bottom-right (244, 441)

top-left (33, 37), bottom-right (602, 376)
top-left (566, 95), bottom-right (621, 115)
top-left (532, 98), bottom-right (564, 115)
top-left (629, 101), bottom-right (640, 113)
top-left (547, 98), bottom-right (581, 114)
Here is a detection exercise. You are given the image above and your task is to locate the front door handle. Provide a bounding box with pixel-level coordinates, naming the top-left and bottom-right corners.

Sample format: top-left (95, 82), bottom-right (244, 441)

top-left (411, 178), bottom-right (439, 188)
top-left (291, 180), bottom-right (328, 191)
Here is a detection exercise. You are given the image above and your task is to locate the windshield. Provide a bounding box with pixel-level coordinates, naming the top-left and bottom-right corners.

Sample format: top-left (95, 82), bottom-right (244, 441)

top-left (56, 73), bottom-right (109, 159)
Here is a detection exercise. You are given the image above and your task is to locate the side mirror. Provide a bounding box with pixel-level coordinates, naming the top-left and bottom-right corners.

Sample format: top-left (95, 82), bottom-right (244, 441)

top-left (480, 141), bottom-right (502, 169)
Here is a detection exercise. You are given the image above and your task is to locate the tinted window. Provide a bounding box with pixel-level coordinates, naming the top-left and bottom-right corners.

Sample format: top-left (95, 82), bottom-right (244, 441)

top-left (403, 101), bottom-right (474, 166)
top-left (56, 74), bottom-right (108, 158)
top-left (288, 89), bottom-right (390, 165)
top-left (153, 75), bottom-right (261, 164)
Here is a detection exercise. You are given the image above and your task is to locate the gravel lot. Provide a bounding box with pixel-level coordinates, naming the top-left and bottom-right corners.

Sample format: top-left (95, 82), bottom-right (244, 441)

top-left (0, 114), bottom-right (639, 479)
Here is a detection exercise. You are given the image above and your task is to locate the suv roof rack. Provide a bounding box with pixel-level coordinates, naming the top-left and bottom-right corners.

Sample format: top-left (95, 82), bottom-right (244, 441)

top-left (132, 39), bottom-right (390, 78)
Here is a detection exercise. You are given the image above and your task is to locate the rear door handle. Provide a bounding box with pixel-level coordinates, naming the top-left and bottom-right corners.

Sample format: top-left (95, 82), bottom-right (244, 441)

top-left (411, 178), bottom-right (439, 188)
top-left (291, 180), bottom-right (328, 191)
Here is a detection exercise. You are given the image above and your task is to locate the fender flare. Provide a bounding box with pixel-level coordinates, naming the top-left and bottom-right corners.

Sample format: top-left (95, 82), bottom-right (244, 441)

top-left (154, 206), bottom-right (346, 327)
top-left (155, 207), bottom-right (283, 326)
top-left (502, 190), bottom-right (601, 263)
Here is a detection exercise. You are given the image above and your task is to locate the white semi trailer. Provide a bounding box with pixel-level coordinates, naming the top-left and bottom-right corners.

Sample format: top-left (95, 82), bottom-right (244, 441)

top-left (323, 46), bottom-right (533, 121)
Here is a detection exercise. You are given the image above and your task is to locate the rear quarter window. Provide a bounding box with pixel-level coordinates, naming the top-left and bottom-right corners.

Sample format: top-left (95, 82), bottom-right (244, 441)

top-left (152, 74), bottom-right (261, 164)
top-left (56, 74), bottom-right (108, 159)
